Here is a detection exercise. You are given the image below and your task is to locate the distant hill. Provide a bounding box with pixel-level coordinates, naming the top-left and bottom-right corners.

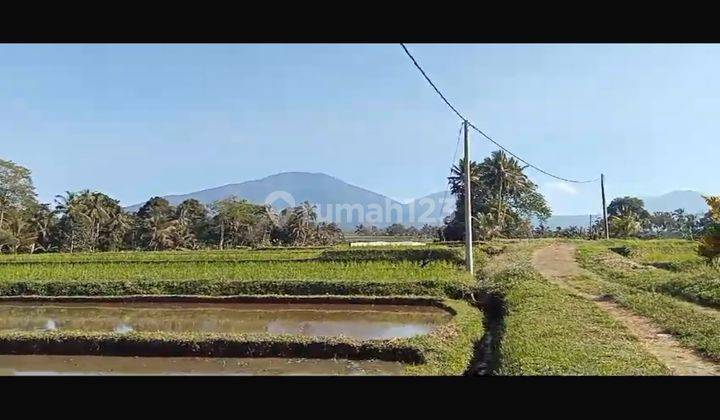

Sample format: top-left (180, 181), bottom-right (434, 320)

top-left (640, 190), bottom-right (709, 214)
top-left (125, 175), bottom-right (711, 230)
top-left (125, 172), bottom-right (450, 229)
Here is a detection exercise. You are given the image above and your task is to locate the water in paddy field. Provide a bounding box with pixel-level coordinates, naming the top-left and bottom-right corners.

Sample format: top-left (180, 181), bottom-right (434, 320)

top-left (0, 355), bottom-right (406, 376)
top-left (0, 302), bottom-right (451, 340)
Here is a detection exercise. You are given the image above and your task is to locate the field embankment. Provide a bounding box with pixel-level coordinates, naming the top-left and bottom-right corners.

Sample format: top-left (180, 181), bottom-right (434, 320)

top-left (575, 240), bottom-right (720, 364)
top-left (477, 240), bottom-right (670, 375)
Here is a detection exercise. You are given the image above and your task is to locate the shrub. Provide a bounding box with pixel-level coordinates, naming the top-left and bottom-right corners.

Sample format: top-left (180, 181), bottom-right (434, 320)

top-left (699, 196), bottom-right (720, 266)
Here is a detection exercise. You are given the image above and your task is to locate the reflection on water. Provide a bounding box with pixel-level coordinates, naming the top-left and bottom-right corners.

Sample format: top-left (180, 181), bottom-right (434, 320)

top-left (44, 319), bottom-right (56, 331)
top-left (0, 355), bottom-right (405, 376)
top-left (113, 323), bottom-right (134, 334)
top-left (0, 302), bottom-right (451, 339)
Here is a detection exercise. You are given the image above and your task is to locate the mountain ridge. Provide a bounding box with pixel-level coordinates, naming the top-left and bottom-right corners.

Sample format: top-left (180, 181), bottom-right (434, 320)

top-left (125, 171), bottom-right (710, 229)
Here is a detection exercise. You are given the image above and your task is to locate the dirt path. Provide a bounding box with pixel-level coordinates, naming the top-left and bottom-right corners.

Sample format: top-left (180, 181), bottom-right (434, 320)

top-left (532, 242), bottom-right (720, 376)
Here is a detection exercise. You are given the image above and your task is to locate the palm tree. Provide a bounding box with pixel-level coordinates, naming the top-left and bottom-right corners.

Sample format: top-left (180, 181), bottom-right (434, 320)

top-left (147, 214), bottom-right (180, 251)
top-left (610, 212), bottom-right (642, 238)
top-left (286, 202), bottom-right (317, 246)
top-left (54, 191), bottom-right (79, 252)
top-left (448, 158), bottom-right (481, 200)
top-left (82, 192), bottom-right (111, 251)
top-left (448, 151), bottom-right (536, 235)
top-left (478, 151), bottom-right (530, 231)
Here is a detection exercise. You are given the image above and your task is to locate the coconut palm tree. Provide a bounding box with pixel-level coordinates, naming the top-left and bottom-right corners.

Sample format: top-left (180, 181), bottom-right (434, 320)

top-left (445, 151), bottom-right (547, 239)
top-left (478, 150), bottom-right (530, 231)
top-left (53, 191), bottom-right (80, 252)
top-left (610, 212), bottom-right (642, 238)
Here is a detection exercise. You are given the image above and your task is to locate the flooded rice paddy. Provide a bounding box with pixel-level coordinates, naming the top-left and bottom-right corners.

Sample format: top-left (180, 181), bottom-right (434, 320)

top-left (0, 301), bottom-right (451, 339)
top-left (0, 355), bottom-right (405, 376)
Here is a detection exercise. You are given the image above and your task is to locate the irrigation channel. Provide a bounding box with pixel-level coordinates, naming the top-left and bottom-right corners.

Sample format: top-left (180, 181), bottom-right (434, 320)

top-left (0, 296), bottom-right (453, 376)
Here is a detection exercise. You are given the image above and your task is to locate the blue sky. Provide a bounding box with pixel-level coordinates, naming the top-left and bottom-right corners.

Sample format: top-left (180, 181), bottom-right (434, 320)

top-left (1, 44), bottom-right (719, 215)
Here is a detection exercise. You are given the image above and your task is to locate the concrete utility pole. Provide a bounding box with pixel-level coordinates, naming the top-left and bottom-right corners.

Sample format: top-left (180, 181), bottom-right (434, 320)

top-left (463, 120), bottom-right (473, 275)
top-left (601, 173), bottom-right (609, 240)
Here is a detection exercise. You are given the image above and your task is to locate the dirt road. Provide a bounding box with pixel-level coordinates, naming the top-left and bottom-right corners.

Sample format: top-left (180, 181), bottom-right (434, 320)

top-left (532, 242), bottom-right (720, 376)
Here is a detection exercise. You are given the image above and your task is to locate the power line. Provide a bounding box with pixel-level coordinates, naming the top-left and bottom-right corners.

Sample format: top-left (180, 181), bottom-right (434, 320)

top-left (439, 122), bottom-right (464, 222)
top-left (399, 43), bottom-right (599, 184)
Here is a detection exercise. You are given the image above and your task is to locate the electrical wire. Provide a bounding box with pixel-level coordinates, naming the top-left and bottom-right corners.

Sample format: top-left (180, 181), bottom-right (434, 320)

top-left (400, 43), bottom-right (599, 184)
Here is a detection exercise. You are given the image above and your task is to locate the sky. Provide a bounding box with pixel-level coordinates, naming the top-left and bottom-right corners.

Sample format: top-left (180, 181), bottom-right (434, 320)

top-left (1, 43), bottom-right (719, 215)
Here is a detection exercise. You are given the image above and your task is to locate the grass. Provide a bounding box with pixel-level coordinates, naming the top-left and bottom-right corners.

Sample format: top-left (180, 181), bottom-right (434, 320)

top-left (0, 297), bottom-right (484, 376)
top-left (318, 247), bottom-right (463, 264)
top-left (0, 249), bottom-right (323, 263)
top-left (0, 246), bottom-right (478, 300)
top-left (606, 239), bottom-right (704, 270)
top-left (574, 240), bottom-right (720, 361)
top-left (0, 260), bottom-right (469, 282)
top-left (0, 259), bottom-right (476, 298)
top-left (565, 271), bottom-right (720, 362)
top-left (478, 240), bottom-right (669, 375)
top-left (577, 240), bottom-right (720, 308)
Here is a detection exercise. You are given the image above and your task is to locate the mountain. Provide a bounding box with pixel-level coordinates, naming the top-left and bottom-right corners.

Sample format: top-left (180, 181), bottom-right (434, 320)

top-left (125, 172), bottom-right (447, 229)
top-left (125, 174), bottom-right (711, 230)
top-left (640, 190), bottom-right (709, 214)
top-left (404, 191), bottom-right (454, 226)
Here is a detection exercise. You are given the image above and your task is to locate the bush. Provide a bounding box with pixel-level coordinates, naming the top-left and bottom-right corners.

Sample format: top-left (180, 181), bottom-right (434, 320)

top-left (699, 224), bottom-right (720, 266)
top-left (698, 196), bottom-right (720, 265)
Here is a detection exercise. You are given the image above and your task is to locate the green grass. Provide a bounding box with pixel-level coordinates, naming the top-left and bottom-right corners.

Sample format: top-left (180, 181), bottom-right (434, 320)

top-left (0, 246), bottom-right (476, 300)
top-left (0, 260), bottom-right (469, 282)
top-left (0, 249), bottom-right (322, 263)
top-left (577, 240), bottom-right (720, 308)
top-left (573, 240), bottom-right (720, 361)
top-left (565, 271), bottom-right (720, 362)
top-left (605, 238), bottom-right (705, 270)
top-left (318, 247), bottom-right (463, 264)
top-left (479, 241), bottom-right (669, 376)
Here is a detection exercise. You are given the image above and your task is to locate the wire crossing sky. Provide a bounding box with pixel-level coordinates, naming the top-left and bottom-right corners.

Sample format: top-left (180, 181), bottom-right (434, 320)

top-left (1, 44), bottom-right (719, 215)
top-left (400, 43), bottom-right (599, 184)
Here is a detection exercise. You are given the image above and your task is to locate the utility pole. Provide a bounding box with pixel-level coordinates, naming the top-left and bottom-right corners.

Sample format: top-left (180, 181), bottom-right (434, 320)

top-left (463, 120), bottom-right (473, 275)
top-left (601, 173), bottom-right (609, 240)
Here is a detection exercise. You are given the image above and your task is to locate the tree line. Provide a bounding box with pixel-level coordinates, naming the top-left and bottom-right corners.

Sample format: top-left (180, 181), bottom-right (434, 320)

top-left (353, 223), bottom-right (439, 238)
top-left (533, 196), bottom-right (716, 239)
top-left (0, 159), bottom-right (343, 253)
top-left (438, 150), bottom-right (716, 241)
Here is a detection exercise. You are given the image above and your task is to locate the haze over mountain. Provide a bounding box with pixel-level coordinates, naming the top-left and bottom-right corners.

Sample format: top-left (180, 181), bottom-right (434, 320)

top-left (125, 172), bottom-right (453, 229)
top-left (126, 172), bottom-right (709, 230)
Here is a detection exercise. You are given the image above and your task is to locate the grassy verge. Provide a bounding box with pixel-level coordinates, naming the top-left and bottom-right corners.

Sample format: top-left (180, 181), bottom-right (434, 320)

top-left (605, 239), bottom-right (704, 269)
top-left (577, 241), bottom-right (720, 308)
top-left (479, 240), bottom-right (669, 375)
top-left (0, 297), bottom-right (483, 376)
top-left (574, 243), bottom-right (720, 361)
